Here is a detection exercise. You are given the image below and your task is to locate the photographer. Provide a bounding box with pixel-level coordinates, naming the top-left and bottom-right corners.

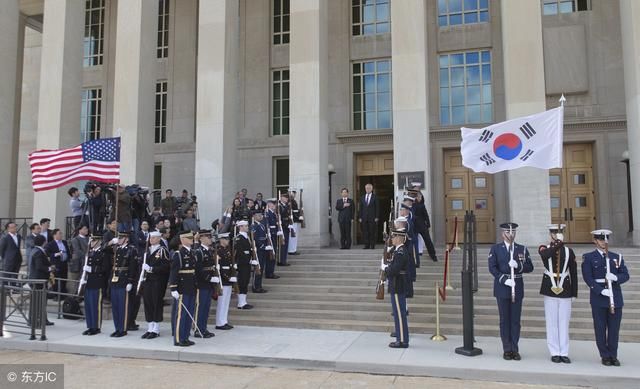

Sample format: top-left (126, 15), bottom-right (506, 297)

top-left (160, 189), bottom-right (177, 216)
top-left (86, 184), bottom-right (107, 233)
top-left (68, 187), bottom-right (87, 229)
top-left (129, 186), bottom-right (150, 233)
top-left (117, 185), bottom-right (132, 233)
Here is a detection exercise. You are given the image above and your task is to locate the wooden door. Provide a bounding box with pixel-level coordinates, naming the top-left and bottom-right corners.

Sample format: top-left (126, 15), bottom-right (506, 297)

top-left (444, 149), bottom-right (495, 243)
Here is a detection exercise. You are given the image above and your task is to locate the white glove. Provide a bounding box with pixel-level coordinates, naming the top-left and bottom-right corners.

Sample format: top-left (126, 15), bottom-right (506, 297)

top-left (504, 279), bottom-right (515, 288)
top-left (48, 266), bottom-right (56, 272)
top-left (83, 265), bottom-right (92, 273)
top-left (606, 273), bottom-right (618, 282)
top-left (210, 276), bottom-right (220, 283)
top-left (250, 259), bottom-right (259, 266)
top-left (142, 263), bottom-right (152, 272)
top-left (126, 283), bottom-right (132, 292)
top-left (277, 231), bottom-right (284, 237)
top-left (110, 238), bottom-right (119, 245)
top-left (299, 216), bottom-right (304, 221)
top-left (380, 264), bottom-right (388, 271)
top-left (289, 225), bottom-right (295, 230)
top-left (233, 263), bottom-right (238, 270)
top-left (508, 259), bottom-right (517, 269)
top-left (171, 291), bottom-right (180, 300)
top-left (601, 289), bottom-right (612, 297)
top-left (265, 245), bottom-right (273, 251)
top-left (80, 279), bottom-right (87, 286)
top-left (229, 276), bottom-right (237, 283)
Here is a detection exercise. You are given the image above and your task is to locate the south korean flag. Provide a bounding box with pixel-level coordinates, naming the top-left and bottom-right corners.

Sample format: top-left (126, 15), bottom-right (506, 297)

top-left (460, 106), bottom-right (564, 174)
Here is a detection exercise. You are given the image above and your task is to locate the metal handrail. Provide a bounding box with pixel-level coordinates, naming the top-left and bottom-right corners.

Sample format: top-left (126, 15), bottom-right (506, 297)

top-left (0, 273), bottom-right (48, 340)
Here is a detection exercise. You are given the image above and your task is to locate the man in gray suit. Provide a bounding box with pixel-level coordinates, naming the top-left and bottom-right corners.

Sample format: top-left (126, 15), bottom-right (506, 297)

top-left (69, 225), bottom-right (90, 282)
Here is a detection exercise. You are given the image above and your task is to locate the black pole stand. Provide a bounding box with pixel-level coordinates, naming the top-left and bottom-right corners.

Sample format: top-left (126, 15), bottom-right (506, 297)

top-left (455, 210), bottom-right (482, 357)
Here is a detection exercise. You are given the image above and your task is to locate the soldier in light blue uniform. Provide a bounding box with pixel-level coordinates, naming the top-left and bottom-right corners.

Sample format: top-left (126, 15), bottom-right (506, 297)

top-left (488, 222), bottom-right (534, 361)
top-left (581, 229), bottom-right (630, 367)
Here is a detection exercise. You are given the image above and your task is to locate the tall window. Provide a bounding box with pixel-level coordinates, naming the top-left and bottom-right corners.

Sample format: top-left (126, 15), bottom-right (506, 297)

top-left (274, 157), bottom-right (289, 196)
top-left (84, 0), bottom-right (105, 67)
top-left (352, 0), bottom-right (390, 36)
top-left (542, 0), bottom-right (590, 15)
top-left (157, 0), bottom-right (170, 58)
top-left (81, 88), bottom-right (102, 141)
top-left (352, 59), bottom-right (392, 130)
top-left (438, 0), bottom-right (489, 26)
top-left (439, 50), bottom-right (492, 126)
top-left (155, 81), bottom-right (168, 143)
top-left (273, 0), bottom-right (290, 45)
top-left (272, 69), bottom-right (290, 136)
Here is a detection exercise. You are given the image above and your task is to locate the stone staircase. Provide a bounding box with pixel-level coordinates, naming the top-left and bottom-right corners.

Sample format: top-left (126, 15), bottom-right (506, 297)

top-left (217, 246), bottom-right (640, 342)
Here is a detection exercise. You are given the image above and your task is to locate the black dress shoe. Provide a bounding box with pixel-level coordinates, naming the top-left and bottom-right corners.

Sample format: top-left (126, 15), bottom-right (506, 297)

top-left (238, 304), bottom-right (253, 310)
top-left (611, 358), bottom-right (620, 366)
top-left (512, 352), bottom-right (521, 360)
top-left (224, 323), bottom-right (234, 329)
top-left (114, 331), bottom-right (127, 338)
top-left (46, 320), bottom-right (54, 326)
top-left (202, 331), bottom-right (215, 338)
top-left (503, 352), bottom-right (513, 360)
top-left (432, 257), bottom-right (438, 262)
top-left (88, 328), bottom-right (100, 336)
top-left (364, 246), bottom-right (370, 249)
top-left (174, 341), bottom-right (190, 347)
top-left (110, 331), bottom-right (119, 337)
top-left (194, 332), bottom-right (203, 338)
top-left (390, 332), bottom-right (396, 338)
top-left (147, 332), bottom-right (159, 339)
top-left (388, 341), bottom-right (409, 349)
top-left (265, 274), bottom-right (280, 279)
top-left (560, 356), bottom-right (571, 364)
top-left (551, 356), bottom-right (561, 363)
top-left (141, 332), bottom-right (151, 339)
top-left (127, 324), bottom-right (139, 331)
top-left (215, 325), bottom-right (231, 330)
top-left (281, 263), bottom-right (290, 266)
top-left (602, 358), bottom-right (612, 366)
top-left (370, 246), bottom-right (375, 250)
top-left (187, 340), bottom-right (195, 346)
top-left (83, 329), bottom-right (92, 335)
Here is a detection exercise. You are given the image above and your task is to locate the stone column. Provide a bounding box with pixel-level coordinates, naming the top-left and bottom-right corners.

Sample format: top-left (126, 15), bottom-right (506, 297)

top-left (288, 0), bottom-right (330, 246)
top-left (112, 0), bottom-right (159, 187)
top-left (194, 0), bottom-right (239, 223)
top-left (501, 0), bottom-right (550, 243)
top-left (0, 0), bottom-right (23, 218)
top-left (32, 0), bottom-right (84, 228)
top-left (391, 0), bottom-right (431, 206)
top-left (620, 0), bottom-right (640, 245)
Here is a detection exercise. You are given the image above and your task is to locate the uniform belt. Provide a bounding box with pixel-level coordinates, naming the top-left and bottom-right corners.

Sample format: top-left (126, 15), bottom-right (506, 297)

top-left (544, 270), bottom-right (568, 278)
top-left (201, 266), bottom-right (214, 271)
top-left (222, 266), bottom-right (230, 270)
top-left (595, 279), bottom-right (606, 283)
top-left (399, 271), bottom-right (407, 275)
top-left (114, 267), bottom-right (129, 271)
top-left (178, 270), bottom-right (195, 274)
top-left (503, 273), bottom-right (523, 279)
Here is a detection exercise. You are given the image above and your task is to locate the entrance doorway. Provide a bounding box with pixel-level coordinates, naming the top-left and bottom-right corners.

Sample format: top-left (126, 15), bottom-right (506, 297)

top-left (444, 149), bottom-right (496, 243)
top-left (355, 153), bottom-right (394, 244)
top-left (549, 143), bottom-right (596, 243)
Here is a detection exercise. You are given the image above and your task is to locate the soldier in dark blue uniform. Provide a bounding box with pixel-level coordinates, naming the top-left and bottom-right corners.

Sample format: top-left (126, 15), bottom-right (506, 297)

top-left (264, 199), bottom-right (280, 279)
top-left (169, 231), bottom-right (198, 347)
top-left (488, 223), bottom-right (534, 360)
top-left (581, 229), bottom-right (630, 366)
top-left (235, 220), bottom-right (253, 309)
top-left (397, 207), bottom-right (416, 299)
top-left (251, 210), bottom-right (270, 293)
top-left (382, 228), bottom-right (410, 348)
top-left (277, 192), bottom-right (292, 266)
top-left (81, 234), bottom-right (109, 335)
top-left (141, 231), bottom-right (171, 339)
top-left (193, 229), bottom-right (218, 338)
top-left (215, 232), bottom-right (235, 330)
top-left (109, 232), bottom-right (138, 337)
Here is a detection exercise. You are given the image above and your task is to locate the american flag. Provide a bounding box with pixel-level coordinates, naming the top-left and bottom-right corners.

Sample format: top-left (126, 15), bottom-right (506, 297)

top-left (29, 138), bottom-right (120, 192)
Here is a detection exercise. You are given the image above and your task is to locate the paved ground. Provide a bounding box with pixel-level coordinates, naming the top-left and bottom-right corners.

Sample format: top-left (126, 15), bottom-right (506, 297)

top-left (0, 350), bottom-right (584, 389)
top-left (1, 320), bottom-right (638, 388)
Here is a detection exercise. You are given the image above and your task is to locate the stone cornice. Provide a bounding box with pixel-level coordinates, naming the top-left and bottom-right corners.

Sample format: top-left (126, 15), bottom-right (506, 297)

top-left (335, 130), bottom-right (393, 144)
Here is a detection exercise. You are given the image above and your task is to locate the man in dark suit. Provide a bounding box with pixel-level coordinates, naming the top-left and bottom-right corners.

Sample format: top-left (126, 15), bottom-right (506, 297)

top-left (28, 235), bottom-right (55, 326)
top-left (335, 188), bottom-right (354, 249)
top-left (359, 183), bottom-right (379, 249)
top-left (25, 223), bottom-right (41, 279)
top-left (39, 218), bottom-right (54, 243)
top-left (45, 229), bottom-right (71, 295)
top-left (0, 222), bottom-right (23, 285)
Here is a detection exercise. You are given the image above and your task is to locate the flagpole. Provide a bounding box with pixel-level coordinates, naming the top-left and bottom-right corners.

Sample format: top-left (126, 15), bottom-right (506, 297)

top-left (559, 94), bottom-right (566, 107)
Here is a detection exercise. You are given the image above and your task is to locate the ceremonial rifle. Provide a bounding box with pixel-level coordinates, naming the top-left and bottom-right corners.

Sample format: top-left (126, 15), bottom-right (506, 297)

top-left (136, 234), bottom-right (150, 295)
top-left (77, 247), bottom-right (90, 296)
top-left (276, 191), bottom-right (285, 247)
top-left (299, 189), bottom-right (306, 229)
top-left (603, 237), bottom-right (615, 315)
top-left (249, 229), bottom-right (262, 276)
top-left (230, 225), bottom-right (239, 294)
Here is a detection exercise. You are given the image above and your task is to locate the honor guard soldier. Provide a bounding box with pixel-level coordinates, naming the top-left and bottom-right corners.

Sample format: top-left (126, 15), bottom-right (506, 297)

top-left (81, 234), bottom-right (108, 336)
top-left (277, 192), bottom-right (292, 266)
top-left (169, 231), bottom-right (198, 347)
top-left (141, 231), bottom-right (171, 339)
top-left (110, 232), bottom-right (138, 337)
top-left (235, 220), bottom-right (254, 309)
top-left (488, 223), bottom-right (534, 360)
top-left (288, 189), bottom-right (301, 255)
top-left (581, 229), bottom-right (630, 366)
top-left (410, 183), bottom-right (438, 262)
top-left (251, 210), bottom-right (270, 293)
top-left (193, 229), bottom-right (218, 338)
top-left (215, 232), bottom-right (235, 330)
top-left (382, 228), bottom-right (410, 349)
top-left (264, 199), bottom-right (280, 279)
top-left (403, 189), bottom-right (421, 268)
top-left (397, 206), bottom-right (416, 298)
top-left (538, 224), bottom-right (577, 363)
